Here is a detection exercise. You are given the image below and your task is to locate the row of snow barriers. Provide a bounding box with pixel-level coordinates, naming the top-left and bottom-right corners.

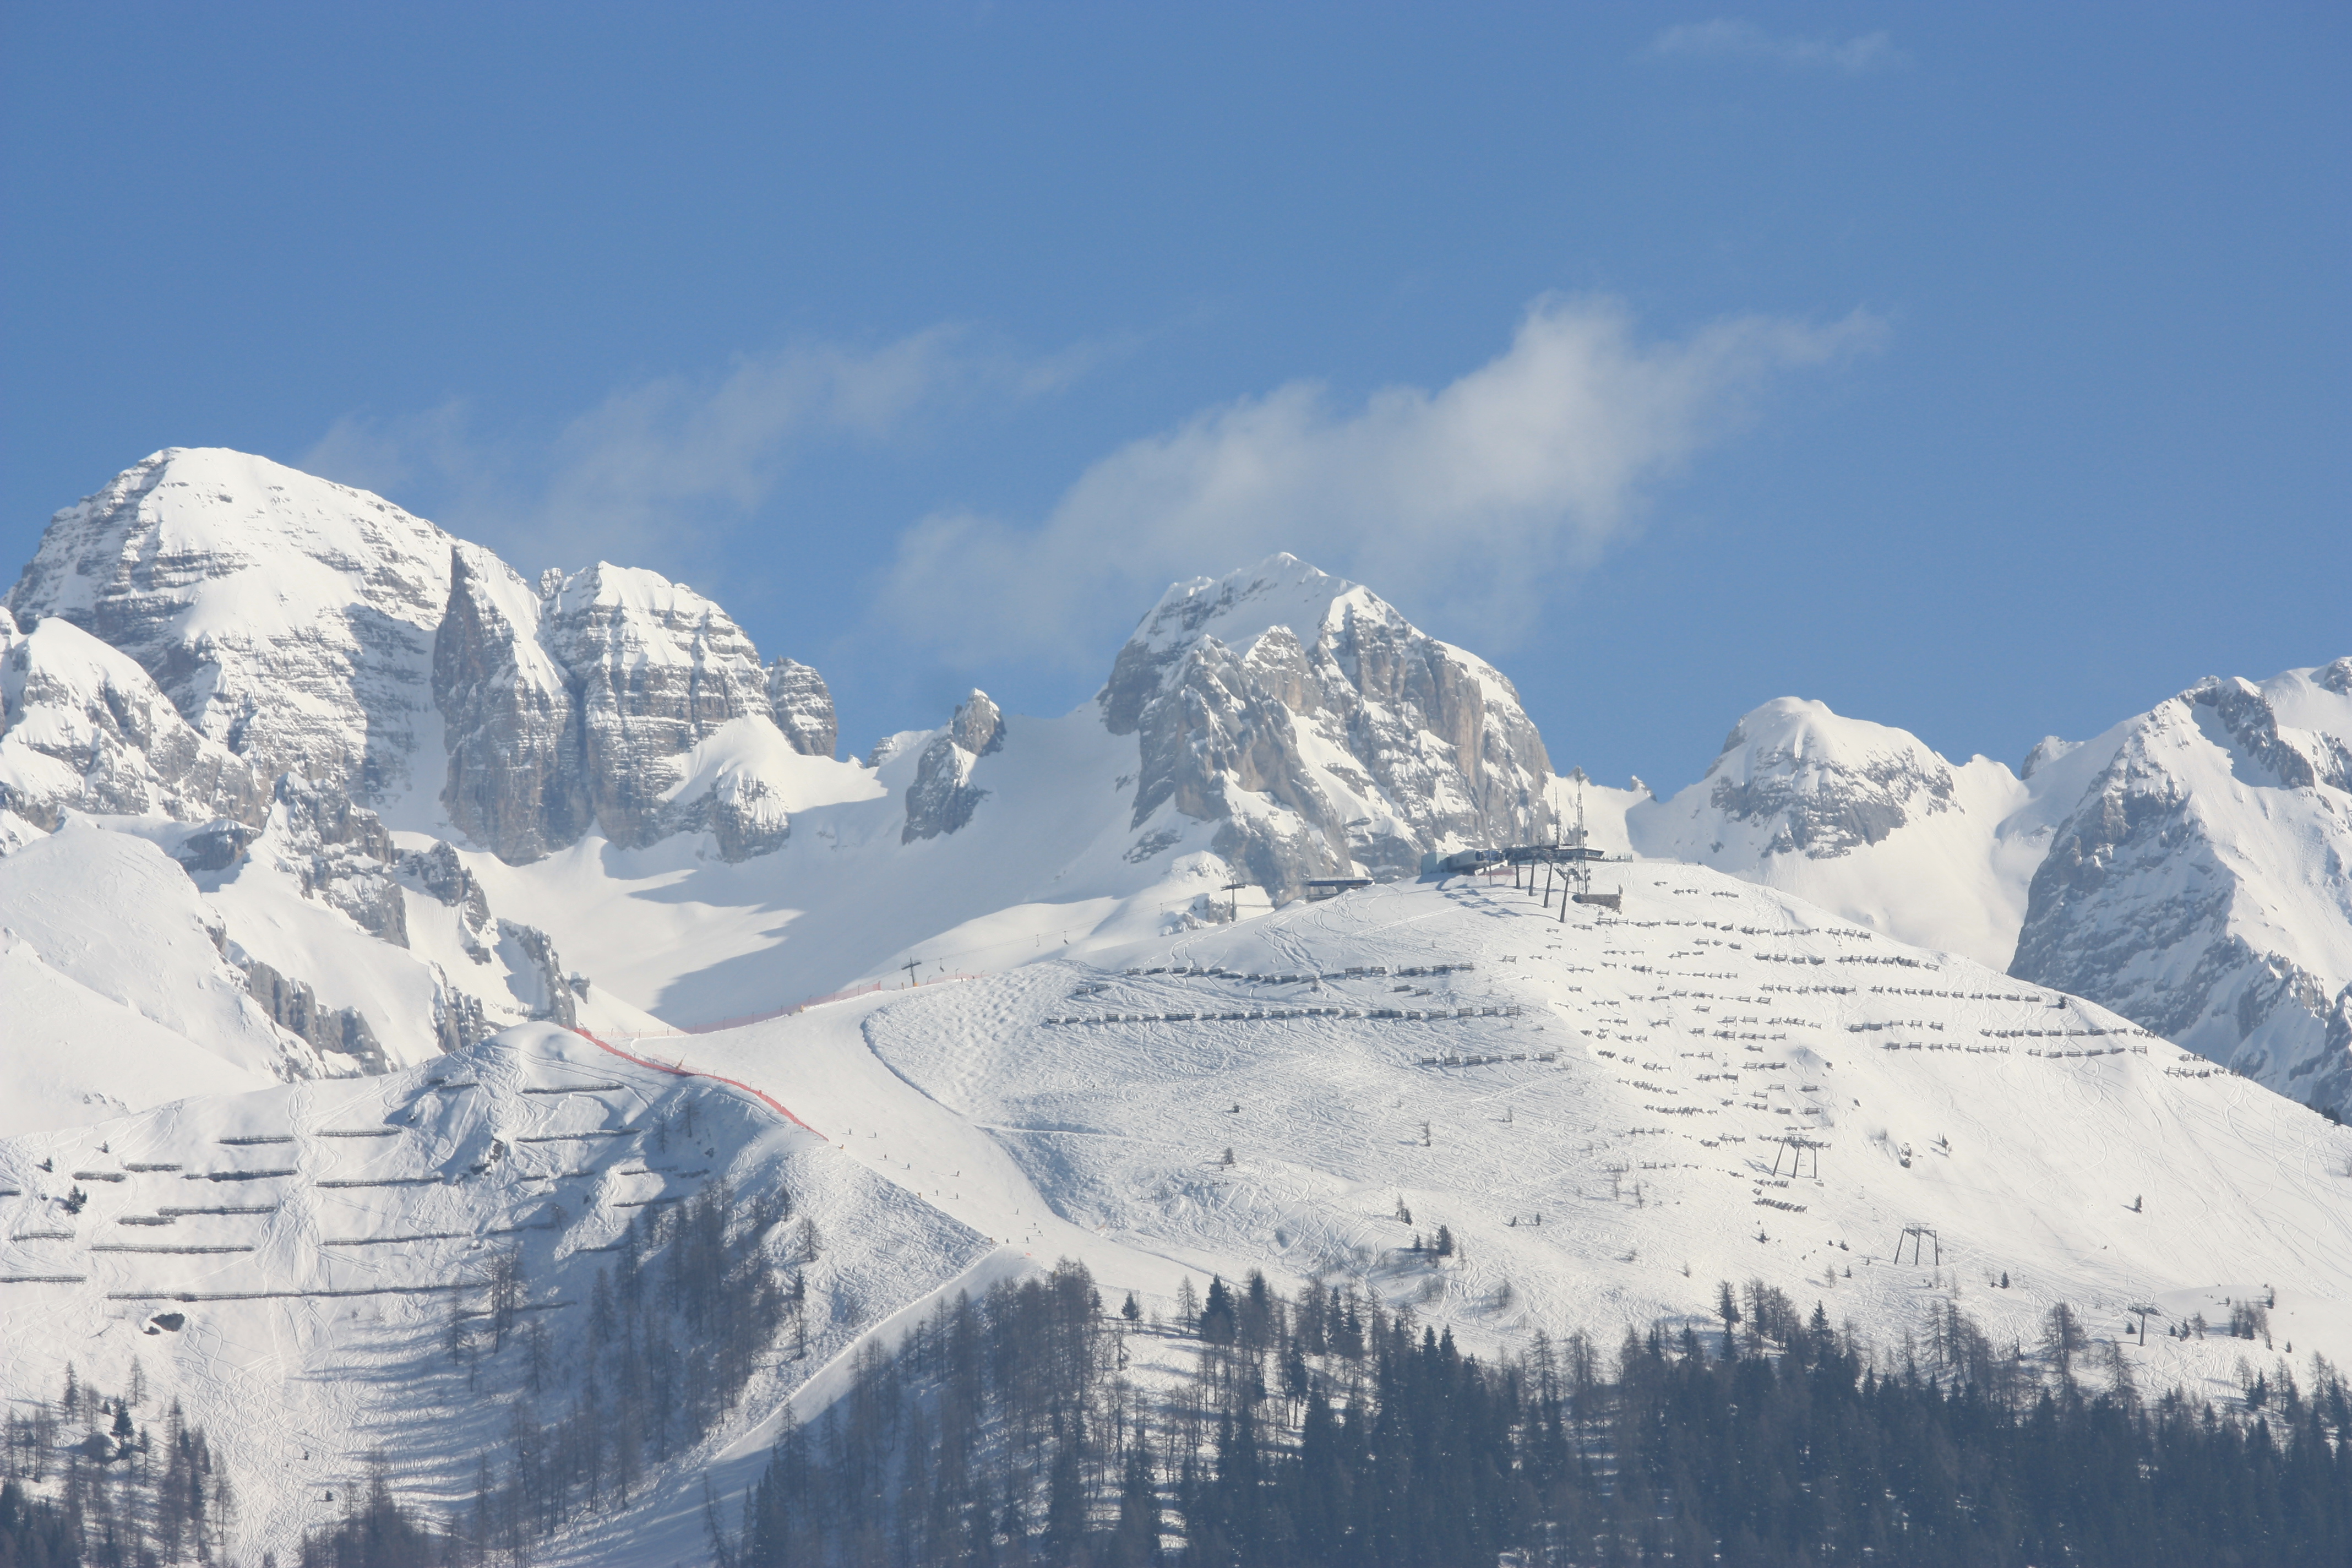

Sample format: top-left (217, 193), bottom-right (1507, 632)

top-left (1110, 961), bottom-right (1478, 983)
top-left (1044, 1004), bottom-right (1525, 1026)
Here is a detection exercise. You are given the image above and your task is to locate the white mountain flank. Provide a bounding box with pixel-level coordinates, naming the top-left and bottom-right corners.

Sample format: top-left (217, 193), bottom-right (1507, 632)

top-left (4, 445), bottom-right (2350, 1561)
top-left (1631, 672), bottom-right (2352, 1116)
top-left (4, 872), bottom-right (2347, 1564)
top-left (4, 449), bottom-right (2348, 1118)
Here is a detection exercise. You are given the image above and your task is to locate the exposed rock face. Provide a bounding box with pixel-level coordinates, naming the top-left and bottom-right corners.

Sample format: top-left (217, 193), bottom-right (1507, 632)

top-left (2010, 661), bottom-right (2352, 1116)
top-left (243, 959), bottom-right (389, 1074)
top-left (5, 448), bottom-right (455, 804)
top-left (543, 563), bottom-right (777, 847)
top-left (1631, 699), bottom-right (1997, 870)
top-left (1694, 700), bottom-right (1959, 856)
top-left (767, 657), bottom-right (839, 759)
top-left (496, 919), bottom-right (578, 1029)
top-left (433, 544), bottom-right (591, 864)
top-left (903, 690), bottom-right (1001, 843)
top-left (1620, 698), bottom-right (2065, 971)
top-left (434, 553), bottom-right (820, 863)
top-left (271, 778), bottom-right (409, 946)
top-left (2, 448), bottom-right (852, 1080)
top-left (1101, 556), bottom-right (1554, 897)
top-left (1, 611), bottom-right (266, 830)
top-left (398, 839), bottom-right (494, 962)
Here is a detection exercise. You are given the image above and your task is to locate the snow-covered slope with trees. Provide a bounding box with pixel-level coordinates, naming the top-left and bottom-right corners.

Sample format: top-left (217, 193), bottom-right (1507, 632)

top-left (4, 445), bottom-right (2351, 1560)
top-left (6, 872), bottom-right (2348, 1564)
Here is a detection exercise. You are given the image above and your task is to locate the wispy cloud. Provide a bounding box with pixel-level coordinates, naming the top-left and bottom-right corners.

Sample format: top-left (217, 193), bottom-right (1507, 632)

top-left (1651, 19), bottom-right (1904, 73)
top-left (300, 326), bottom-right (1095, 570)
top-left (301, 301), bottom-right (1879, 687)
top-left (880, 296), bottom-right (1885, 668)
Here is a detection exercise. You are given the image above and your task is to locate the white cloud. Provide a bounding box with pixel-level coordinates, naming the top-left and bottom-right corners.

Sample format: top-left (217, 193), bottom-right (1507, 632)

top-left (1651, 19), bottom-right (1904, 73)
top-left (300, 326), bottom-right (1077, 570)
top-left (880, 296), bottom-right (1883, 668)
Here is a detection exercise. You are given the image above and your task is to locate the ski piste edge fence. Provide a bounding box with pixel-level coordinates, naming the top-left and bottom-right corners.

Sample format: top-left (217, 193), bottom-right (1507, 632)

top-left (566, 1025), bottom-right (815, 1136)
top-left (562, 971), bottom-right (991, 1131)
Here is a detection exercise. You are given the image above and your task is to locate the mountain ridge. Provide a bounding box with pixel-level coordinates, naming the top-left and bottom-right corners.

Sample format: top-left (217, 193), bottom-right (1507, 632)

top-left (3, 448), bottom-right (2347, 1121)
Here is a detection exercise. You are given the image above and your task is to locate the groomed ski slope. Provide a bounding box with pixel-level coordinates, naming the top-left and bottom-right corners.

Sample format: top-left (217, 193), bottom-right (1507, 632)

top-left (8, 863), bottom-right (2352, 1564)
top-left (663, 862), bottom-right (2352, 1411)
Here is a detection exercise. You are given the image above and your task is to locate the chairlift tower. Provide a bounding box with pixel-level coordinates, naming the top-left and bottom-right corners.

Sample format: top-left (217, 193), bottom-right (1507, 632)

top-left (1894, 1223), bottom-right (1941, 1267)
top-left (1771, 1135), bottom-right (1822, 1179)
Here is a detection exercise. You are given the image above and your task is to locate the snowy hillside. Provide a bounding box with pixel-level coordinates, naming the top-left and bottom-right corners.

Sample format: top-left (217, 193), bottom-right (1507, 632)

top-left (4, 457), bottom-right (1570, 1075)
top-left (0, 1025), bottom-right (993, 1563)
top-left (2011, 662), bottom-right (2352, 1115)
top-left (1632, 672), bottom-right (2352, 1117)
top-left (8, 870), bottom-right (2348, 1563)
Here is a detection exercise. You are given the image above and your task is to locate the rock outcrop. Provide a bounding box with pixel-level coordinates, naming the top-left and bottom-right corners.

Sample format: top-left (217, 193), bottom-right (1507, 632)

top-left (1, 610), bottom-right (267, 830)
top-left (542, 562), bottom-right (778, 847)
top-left (1675, 699), bottom-right (1966, 858)
top-left (242, 958), bottom-right (389, 1073)
top-left (433, 544), bottom-right (592, 863)
top-left (1101, 556), bottom-right (1554, 897)
top-left (903, 690), bottom-right (1002, 842)
top-left (496, 919), bottom-right (578, 1030)
top-left (398, 839), bottom-right (494, 963)
top-left (766, 657), bottom-right (839, 759)
top-left (434, 552), bottom-right (835, 863)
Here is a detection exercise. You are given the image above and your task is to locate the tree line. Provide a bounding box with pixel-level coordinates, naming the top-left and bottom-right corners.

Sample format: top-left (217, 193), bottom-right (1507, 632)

top-left (1, 1363), bottom-right (230, 1567)
top-left (11, 1245), bottom-right (2350, 1565)
top-left (702, 1265), bottom-right (2352, 1567)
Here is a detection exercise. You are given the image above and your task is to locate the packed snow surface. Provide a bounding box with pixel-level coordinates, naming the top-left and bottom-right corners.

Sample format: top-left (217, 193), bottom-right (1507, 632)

top-left (7, 868), bottom-right (2350, 1562)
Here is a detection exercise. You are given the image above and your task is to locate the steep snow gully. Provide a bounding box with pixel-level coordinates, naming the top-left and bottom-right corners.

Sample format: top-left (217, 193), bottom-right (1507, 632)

top-left (3, 447), bottom-right (2349, 1562)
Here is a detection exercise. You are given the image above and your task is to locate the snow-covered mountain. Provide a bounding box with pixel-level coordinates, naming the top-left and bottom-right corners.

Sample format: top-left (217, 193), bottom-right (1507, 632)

top-left (2010, 663), bottom-right (2352, 1115)
top-left (7, 869), bottom-right (2349, 1564)
top-left (6, 448), bottom-right (2349, 1121)
top-left (5, 445), bottom-right (2351, 1561)
top-left (7, 448), bottom-right (458, 808)
top-left (1628, 669), bottom-right (2352, 1118)
top-left (2, 453), bottom-right (1564, 1086)
top-left (1626, 697), bottom-right (2059, 969)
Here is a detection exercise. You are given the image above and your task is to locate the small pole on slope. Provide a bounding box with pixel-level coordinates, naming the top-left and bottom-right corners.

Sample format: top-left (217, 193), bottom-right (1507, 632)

top-left (1222, 879), bottom-right (1246, 923)
top-left (902, 956), bottom-right (921, 989)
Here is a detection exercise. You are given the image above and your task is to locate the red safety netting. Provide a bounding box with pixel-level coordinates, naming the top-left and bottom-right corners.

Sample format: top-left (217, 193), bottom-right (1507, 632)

top-left (568, 1026), bottom-right (816, 1135)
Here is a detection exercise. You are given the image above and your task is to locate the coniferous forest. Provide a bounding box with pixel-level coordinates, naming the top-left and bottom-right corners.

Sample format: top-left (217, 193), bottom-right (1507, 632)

top-left (8, 1251), bottom-right (2349, 1566)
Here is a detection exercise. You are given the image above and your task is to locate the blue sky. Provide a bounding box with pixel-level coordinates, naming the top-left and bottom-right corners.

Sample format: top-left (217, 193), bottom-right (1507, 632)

top-left (4, 4), bottom-right (2345, 791)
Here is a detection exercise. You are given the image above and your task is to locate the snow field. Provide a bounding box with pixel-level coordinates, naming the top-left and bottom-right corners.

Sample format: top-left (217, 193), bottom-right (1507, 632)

top-left (666, 867), bottom-right (2352, 1415)
top-left (0, 1025), bottom-right (993, 1565)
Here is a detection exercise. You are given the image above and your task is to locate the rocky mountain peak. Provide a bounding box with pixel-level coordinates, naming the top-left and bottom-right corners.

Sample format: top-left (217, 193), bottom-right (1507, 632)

top-left (902, 690), bottom-right (1004, 843)
top-left (2011, 660), bottom-right (2352, 1114)
top-left (1678, 696), bottom-right (1960, 859)
top-left (1098, 555), bottom-right (1554, 897)
top-left (5, 448), bottom-right (456, 804)
top-left (434, 548), bottom-right (839, 863)
top-left (766, 657), bottom-right (839, 759)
